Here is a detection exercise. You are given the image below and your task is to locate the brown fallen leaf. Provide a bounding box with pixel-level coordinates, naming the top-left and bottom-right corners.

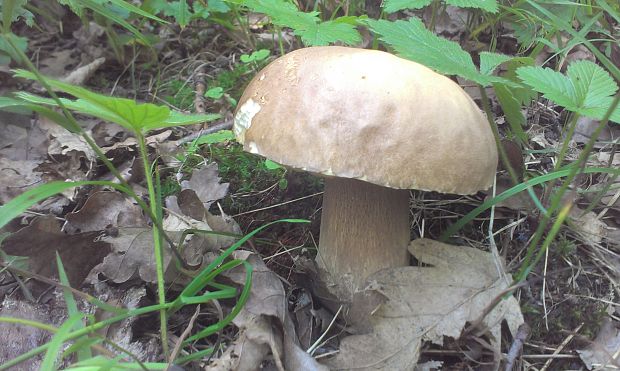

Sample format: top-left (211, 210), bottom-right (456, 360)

top-left (577, 316), bottom-right (620, 370)
top-left (95, 227), bottom-right (173, 283)
top-left (0, 298), bottom-right (53, 369)
top-left (64, 191), bottom-right (146, 233)
top-left (0, 215), bottom-right (110, 294)
top-left (61, 57), bottom-right (106, 86)
top-left (208, 251), bottom-right (327, 371)
top-left (181, 162), bottom-right (229, 210)
top-left (0, 157), bottom-right (43, 204)
top-left (0, 110), bottom-right (49, 161)
top-left (324, 239), bottom-right (523, 370)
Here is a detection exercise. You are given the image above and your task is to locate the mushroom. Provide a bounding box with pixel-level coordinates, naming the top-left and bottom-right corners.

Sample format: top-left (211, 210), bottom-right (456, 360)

top-left (233, 46), bottom-right (498, 301)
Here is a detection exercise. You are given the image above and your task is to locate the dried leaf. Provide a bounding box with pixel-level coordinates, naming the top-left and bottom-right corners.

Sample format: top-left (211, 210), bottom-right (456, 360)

top-left (64, 191), bottom-right (146, 233)
top-left (181, 163), bottom-right (229, 210)
top-left (0, 298), bottom-right (52, 369)
top-left (211, 251), bottom-right (327, 371)
top-left (1, 215), bottom-right (110, 293)
top-left (61, 57), bottom-right (106, 86)
top-left (577, 317), bottom-right (620, 370)
top-left (0, 110), bottom-right (49, 161)
top-left (0, 158), bottom-right (43, 204)
top-left (324, 239), bottom-right (523, 370)
top-left (96, 227), bottom-right (172, 283)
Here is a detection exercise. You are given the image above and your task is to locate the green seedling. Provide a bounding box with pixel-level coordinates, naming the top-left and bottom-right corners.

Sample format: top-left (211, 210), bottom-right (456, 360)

top-left (240, 49), bottom-right (270, 63)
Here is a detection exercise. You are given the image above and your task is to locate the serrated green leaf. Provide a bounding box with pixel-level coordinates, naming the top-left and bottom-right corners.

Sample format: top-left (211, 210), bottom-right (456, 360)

top-left (447, 0), bottom-right (498, 13)
top-left (177, 0), bottom-right (189, 27)
top-left (2, 0), bottom-right (34, 29)
top-left (0, 95), bottom-right (79, 132)
top-left (503, 57), bottom-right (538, 105)
top-left (240, 0), bottom-right (361, 46)
top-left (516, 66), bottom-right (577, 109)
top-left (517, 62), bottom-right (620, 122)
top-left (299, 19), bottom-right (361, 46)
top-left (366, 18), bottom-right (484, 83)
top-left (382, 0), bottom-right (431, 13)
top-left (479, 52), bottom-right (512, 76)
top-left (567, 60), bottom-right (618, 109)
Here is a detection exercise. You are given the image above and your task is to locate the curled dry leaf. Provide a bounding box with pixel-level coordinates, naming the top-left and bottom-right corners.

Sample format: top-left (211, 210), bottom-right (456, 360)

top-left (96, 206), bottom-right (241, 283)
top-left (208, 251), bottom-right (327, 371)
top-left (61, 57), bottom-right (106, 86)
top-left (324, 239), bottom-right (523, 370)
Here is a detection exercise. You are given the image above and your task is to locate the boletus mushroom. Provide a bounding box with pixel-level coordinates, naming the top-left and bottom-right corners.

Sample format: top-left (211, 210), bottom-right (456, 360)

top-left (233, 46), bottom-right (498, 302)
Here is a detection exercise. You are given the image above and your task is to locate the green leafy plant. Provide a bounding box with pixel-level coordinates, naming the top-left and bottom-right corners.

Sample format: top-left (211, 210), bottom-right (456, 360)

top-left (365, 5), bottom-right (620, 288)
top-left (383, 0), bottom-right (498, 14)
top-left (517, 60), bottom-right (620, 122)
top-left (232, 0), bottom-right (362, 46)
top-left (143, 0), bottom-right (230, 27)
top-left (366, 17), bottom-right (514, 87)
top-left (0, 0), bottom-right (32, 64)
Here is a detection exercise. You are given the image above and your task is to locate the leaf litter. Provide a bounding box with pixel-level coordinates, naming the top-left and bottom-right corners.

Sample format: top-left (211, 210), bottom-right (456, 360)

top-left (324, 239), bottom-right (524, 370)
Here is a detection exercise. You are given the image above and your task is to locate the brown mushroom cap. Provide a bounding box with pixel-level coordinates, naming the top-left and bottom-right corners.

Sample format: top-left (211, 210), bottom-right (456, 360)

top-left (234, 46), bottom-right (498, 195)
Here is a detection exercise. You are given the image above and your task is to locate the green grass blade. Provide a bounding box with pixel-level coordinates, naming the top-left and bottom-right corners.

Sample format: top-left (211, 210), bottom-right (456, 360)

top-left (56, 253), bottom-right (92, 361)
top-left (41, 314), bottom-right (83, 370)
top-left (439, 166), bottom-right (618, 241)
top-left (0, 180), bottom-right (130, 230)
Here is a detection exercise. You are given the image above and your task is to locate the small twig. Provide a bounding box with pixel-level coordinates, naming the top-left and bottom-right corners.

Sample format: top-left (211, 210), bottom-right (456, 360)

top-left (175, 120), bottom-right (233, 146)
top-left (307, 305), bottom-right (343, 356)
top-left (166, 305), bottom-right (201, 370)
top-left (539, 323), bottom-right (583, 371)
top-left (504, 323), bottom-right (530, 371)
top-left (232, 192), bottom-right (323, 217)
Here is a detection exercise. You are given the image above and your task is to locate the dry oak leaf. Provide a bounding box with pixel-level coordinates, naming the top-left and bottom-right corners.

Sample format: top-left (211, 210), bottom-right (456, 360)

top-left (64, 191), bottom-right (146, 233)
top-left (207, 251), bottom-right (327, 371)
top-left (324, 239), bottom-right (524, 370)
top-left (181, 162), bottom-right (229, 210)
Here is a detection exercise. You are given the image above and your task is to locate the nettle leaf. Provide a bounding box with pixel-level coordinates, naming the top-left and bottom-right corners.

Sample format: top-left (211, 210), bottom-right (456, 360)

top-left (383, 0), bottom-right (431, 13)
top-left (239, 0), bottom-right (361, 46)
top-left (568, 60), bottom-right (618, 109)
top-left (2, 0), bottom-right (34, 27)
top-left (302, 19), bottom-right (361, 46)
top-left (367, 18), bottom-right (515, 87)
top-left (382, 0), bottom-right (497, 13)
top-left (367, 18), bottom-right (479, 81)
top-left (447, 0), bottom-right (498, 13)
top-left (479, 52), bottom-right (512, 76)
top-left (517, 61), bottom-right (620, 122)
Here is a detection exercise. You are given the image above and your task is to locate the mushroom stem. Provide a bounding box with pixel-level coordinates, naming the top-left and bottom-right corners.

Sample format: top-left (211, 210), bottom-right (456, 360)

top-left (317, 177), bottom-right (410, 301)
